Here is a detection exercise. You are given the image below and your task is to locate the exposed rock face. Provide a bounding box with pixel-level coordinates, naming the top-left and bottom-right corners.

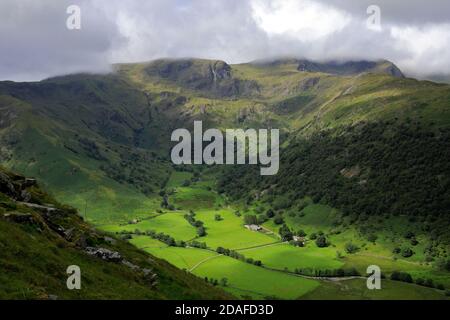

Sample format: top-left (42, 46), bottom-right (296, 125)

top-left (3, 212), bottom-right (35, 224)
top-left (85, 247), bottom-right (122, 262)
top-left (0, 171), bottom-right (16, 197)
top-left (145, 59), bottom-right (260, 98)
top-left (0, 171), bottom-right (37, 202)
top-left (298, 77), bottom-right (320, 91)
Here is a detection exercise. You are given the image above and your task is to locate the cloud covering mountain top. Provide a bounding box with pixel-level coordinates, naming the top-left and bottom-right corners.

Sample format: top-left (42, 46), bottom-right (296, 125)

top-left (1, 0), bottom-right (449, 81)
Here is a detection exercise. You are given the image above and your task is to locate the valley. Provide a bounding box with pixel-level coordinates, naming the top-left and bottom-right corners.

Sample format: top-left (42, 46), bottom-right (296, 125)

top-left (94, 168), bottom-right (449, 299)
top-left (1, 58), bottom-right (449, 299)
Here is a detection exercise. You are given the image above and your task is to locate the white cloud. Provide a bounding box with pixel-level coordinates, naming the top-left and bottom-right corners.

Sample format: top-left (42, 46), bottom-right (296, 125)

top-left (251, 0), bottom-right (351, 41)
top-left (390, 24), bottom-right (450, 76)
top-left (0, 0), bottom-right (450, 81)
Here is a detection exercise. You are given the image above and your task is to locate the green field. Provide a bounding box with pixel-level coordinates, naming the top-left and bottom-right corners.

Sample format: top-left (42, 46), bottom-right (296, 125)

top-left (192, 255), bottom-right (320, 299)
top-left (195, 209), bottom-right (278, 249)
top-left (95, 173), bottom-right (449, 300)
top-left (302, 278), bottom-right (447, 300)
top-left (140, 243), bottom-right (219, 271)
top-left (170, 187), bottom-right (222, 210)
top-left (240, 243), bottom-right (343, 271)
top-left (101, 212), bottom-right (198, 241)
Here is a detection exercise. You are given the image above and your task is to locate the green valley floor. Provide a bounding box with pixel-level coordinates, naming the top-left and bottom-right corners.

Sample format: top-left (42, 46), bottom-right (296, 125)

top-left (95, 169), bottom-right (450, 300)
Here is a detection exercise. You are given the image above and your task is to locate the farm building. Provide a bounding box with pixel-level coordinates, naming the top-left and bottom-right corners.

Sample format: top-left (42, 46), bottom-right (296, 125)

top-left (293, 236), bottom-right (306, 245)
top-left (245, 224), bottom-right (262, 231)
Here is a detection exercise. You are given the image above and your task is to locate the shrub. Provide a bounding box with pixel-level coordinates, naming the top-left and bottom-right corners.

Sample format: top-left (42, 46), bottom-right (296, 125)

top-left (266, 209), bottom-right (275, 218)
top-left (424, 278), bottom-right (434, 288)
top-left (401, 247), bottom-right (414, 258)
top-left (345, 242), bottom-right (359, 254)
top-left (197, 226), bottom-right (206, 237)
top-left (273, 215), bottom-right (284, 225)
top-left (404, 231), bottom-right (415, 239)
top-left (315, 235), bottom-right (329, 248)
top-left (367, 234), bottom-right (378, 243)
top-left (415, 278), bottom-right (425, 286)
top-left (390, 271), bottom-right (413, 283)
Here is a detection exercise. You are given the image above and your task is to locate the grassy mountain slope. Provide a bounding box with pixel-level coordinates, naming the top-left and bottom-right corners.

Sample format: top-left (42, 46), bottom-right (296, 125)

top-left (0, 58), bottom-right (450, 299)
top-left (0, 166), bottom-right (231, 299)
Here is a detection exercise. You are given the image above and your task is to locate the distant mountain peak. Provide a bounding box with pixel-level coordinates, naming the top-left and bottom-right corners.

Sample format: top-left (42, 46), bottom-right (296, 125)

top-left (253, 58), bottom-right (404, 78)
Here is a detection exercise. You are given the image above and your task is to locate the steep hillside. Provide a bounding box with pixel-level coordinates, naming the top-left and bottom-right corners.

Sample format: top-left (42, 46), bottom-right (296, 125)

top-left (1, 58), bottom-right (450, 300)
top-left (0, 57), bottom-right (449, 221)
top-left (0, 166), bottom-right (232, 299)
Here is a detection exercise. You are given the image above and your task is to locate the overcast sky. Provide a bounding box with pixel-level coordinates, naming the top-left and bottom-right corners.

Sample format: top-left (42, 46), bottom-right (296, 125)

top-left (1, 0), bottom-right (449, 81)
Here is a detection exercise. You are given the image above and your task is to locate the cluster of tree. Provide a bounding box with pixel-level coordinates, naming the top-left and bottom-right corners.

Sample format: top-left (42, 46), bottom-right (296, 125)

top-left (392, 246), bottom-right (415, 258)
top-left (293, 267), bottom-right (360, 277)
top-left (144, 230), bottom-right (179, 247)
top-left (100, 148), bottom-right (166, 196)
top-left (436, 258), bottom-right (450, 272)
top-left (243, 213), bottom-right (267, 226)
top-left (118, 230), bottom-right (183, 247)
top-left (279, 224), bottom-right (293, 241)
top-left (216, 247), bottom-right (262, 266)
top-left (309, 231), bottom-right (329, 248)
top-left (160, 193), bottom-right (175, 211)
top-left (189, 240), bottom-right (207, 249)
top-left (184, 210), bottom-right (207, 237)
top-left (391, 271), bottom-right (446, 290)
top-left (204, 277), bottom-right (228, 287)
top-left (218, 122), bottom-right (450, 245)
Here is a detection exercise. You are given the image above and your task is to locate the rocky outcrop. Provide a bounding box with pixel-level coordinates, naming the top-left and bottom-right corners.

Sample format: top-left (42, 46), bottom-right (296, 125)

top-left (0, 171), bottom-right (37, 202)
top-left (296, 59), bottom-right (404, 78)
top-left (145, 59), bottom-right (260, 98)
top-left (85, 247), bottom-right (122, 262)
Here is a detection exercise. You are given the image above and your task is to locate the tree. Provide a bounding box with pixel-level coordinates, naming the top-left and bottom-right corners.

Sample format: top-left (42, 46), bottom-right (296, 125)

top-left (279, 224), bottom-right (293, 241)
top-left (404, 231), bottom-right (415, 239)
top-left (390, 271), bottom-right (413, 283)
top-left (197, 226), bottom-right (206, 237)
top-left (257, 215), bottom-right (268, 224)
top-left (244, 214), bottom-right (258, 225)
top-left (309, 233), bottom-right (317, 240)
top-left (297, 229), bottom-right (307, 237)
top-left (315, 235), bottom-right (329, 248)
top-left (345, 242), bottom-right (359, 254)
top-left (273, 215), bottom-right (284, 225)
top-left (415, 278), bottom-right (425, 286)
top-left (401, 247), bottom-right (414, 258)
top-left (220, 278), bottom-right (228, 287)
top-left (436, 258), bottom-right (450, 272)
top-left (367, 234), bottom-right (378, 243)
top-left (266, 209), bottom-right (275, 218)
